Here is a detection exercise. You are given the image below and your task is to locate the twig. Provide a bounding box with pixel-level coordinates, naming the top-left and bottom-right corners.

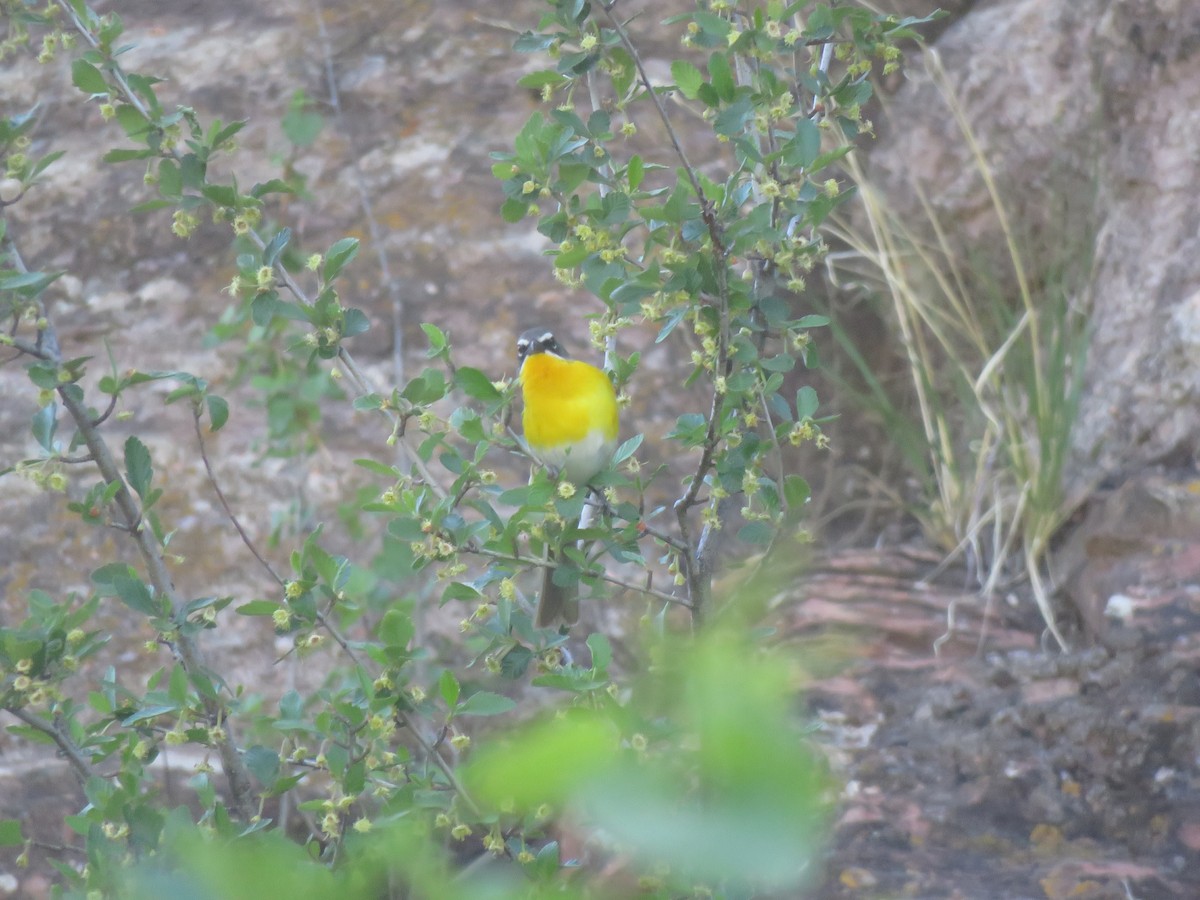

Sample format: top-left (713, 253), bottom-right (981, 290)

top-left (192, 405), bottom-right (285, 586)
top-left (310, 0), bottom-right (407, 384)
top-left (6, 196), bottom-right (259, 820)
top-left (4, 706), bottom-right (99, 786)
top-left (466, 542), bottom-right (688, 609)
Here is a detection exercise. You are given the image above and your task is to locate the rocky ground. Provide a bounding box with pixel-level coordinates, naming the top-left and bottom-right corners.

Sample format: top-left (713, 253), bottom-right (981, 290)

top-left (793, 532), bottom-right (1200, 899)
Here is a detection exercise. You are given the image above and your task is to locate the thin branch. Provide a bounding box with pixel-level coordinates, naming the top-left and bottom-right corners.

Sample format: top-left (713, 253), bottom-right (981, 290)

top-left (466, 542), bottom-right (689, 609)
top-left (192, 405), bottom-right (286, 586)
top-left (5, 706), bottom-right (99, 786)
top-left (1, 333), bottom-right (52, 359)
top-left (310, 0), bottom-right (407, 384)
top-left (56, 380), bottom-right (258, 819)
top-left (600, 1), bottom-right (720, 251)
top-left (89, 390), bottom-right (119, 428)
top-left (395, 708), bottom-right (483, 819)
top-left (10, 199), bottom-right (260, 820)
top-left (56, 452), bottom-right (96, 465)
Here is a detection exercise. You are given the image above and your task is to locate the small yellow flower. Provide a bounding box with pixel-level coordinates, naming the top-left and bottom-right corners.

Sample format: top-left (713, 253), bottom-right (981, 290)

top-left (320, 812), bottom-right (340, 838)
top-left (171, 210), bottom-right (198, 239)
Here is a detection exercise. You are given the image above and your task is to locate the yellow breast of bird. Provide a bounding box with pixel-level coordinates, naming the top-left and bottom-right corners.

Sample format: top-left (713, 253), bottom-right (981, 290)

top-left (520, 352), bottom-right (619, 484)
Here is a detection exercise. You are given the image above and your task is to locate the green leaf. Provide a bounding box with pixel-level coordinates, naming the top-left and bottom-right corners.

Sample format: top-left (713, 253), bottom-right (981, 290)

top-left (500, 196), bottom-right (529, 223)
top-left (236, 600), bottom-right (280, 616)
top-left (250, 291), bottom-right (279, 326)
top-left (627, 154), bottom-right (644, 191)
top-left (500, 644), bottom-right (533, 679)
top-left (783, 475), bottom-right (811, 511)
top-left (112, 573), bottom-right (158, 616)
top-left (352, 457), bottom-right (397, 477)
top-left (71, 58), bottom-right (109, 94)
top-left (244, 745), bottom-right (280, 786)
top-left (466, 712), bottom-right (617, 811)
top-left (262, 227), bottom-right (291, 267)
top-left (31, 402), bottom-right (57, 452)
top-left (517, 69), bottom-right (566, 90)
top-left (795, 385), bottom-right (818, 420)
top-left (737, 520), bottom-right (775, 545)
top-left (439, 669), bottom-right (460, 709)
top-left (281, 107), bottom-right (324, 148)
top-left (343, 308), bottom-right (370, 337)
top-left (421, 322), bottom-right (448, 354)
top-left (103, 147), bottom-right (154, 163)
top-left (0, 270), bottom-right (59, 294)
top-left (129, 199), bottom-right (173, 214)
top-left (783, 118), bottom-right (822, 169)
top-left (454, 366), bottom-right (501, 402)
top-left (586, 632), bottom-right (612, 671)
top-left (671, 60), bottom-right (705, 100)
top-left (611, 433), bottom-right (643, 466)
top-left (206, 394), bottom-right (229, 432)
top-left (124, 435), bottom-right (153, 499)
top-left (714, 96), bottom-right (753, 136)
top-left (114, 104), bottom-right (149, 139)
top-left (708, 52), bottom-right (735, 102)
top-left (250, 178), bottom-right (296, 199)
top-left (353, 394), bottom-right (383, 412)
top-left (168, 663), bottom-right (189, 705)
top-left (322, 237), bottom-right (360, 282)
top-left (378, 608), bottom-right (414, 651)
top-left (0, 819), bottom-right (23, 847)
top-left (92, 561), bottom-right (133, 592)
top-left (157, 158), bottom-right (181, 198)
top-left (121, 704), bottom-right (178, 726)
top-left (794, 314), bottom-right (829, 328)
top-left (456, 691), bottom-right (517, 717)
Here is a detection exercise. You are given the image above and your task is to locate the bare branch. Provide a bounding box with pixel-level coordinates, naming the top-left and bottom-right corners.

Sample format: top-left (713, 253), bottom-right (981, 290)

top-left (5, 706), bottom-right (99, 786)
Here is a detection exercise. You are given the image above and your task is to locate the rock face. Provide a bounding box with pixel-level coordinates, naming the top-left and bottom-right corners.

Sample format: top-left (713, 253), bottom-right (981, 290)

top-left (866, 0), bottom-right (1200, 484)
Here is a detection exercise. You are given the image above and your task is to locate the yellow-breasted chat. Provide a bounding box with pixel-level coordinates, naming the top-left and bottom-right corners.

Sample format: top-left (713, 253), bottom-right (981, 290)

top-left (516, 326), bottom-right (619, 627)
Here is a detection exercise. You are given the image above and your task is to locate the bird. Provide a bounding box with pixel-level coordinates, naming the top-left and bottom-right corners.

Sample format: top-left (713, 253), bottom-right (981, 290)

top-left (516, 326), bottom-right (619, 627)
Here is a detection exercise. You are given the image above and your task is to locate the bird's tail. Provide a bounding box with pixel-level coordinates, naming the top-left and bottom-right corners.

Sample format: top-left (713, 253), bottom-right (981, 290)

top-left (535, 550), bottom-right (579, 628)
top-left (536, 493), bottom-right (599, 628)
